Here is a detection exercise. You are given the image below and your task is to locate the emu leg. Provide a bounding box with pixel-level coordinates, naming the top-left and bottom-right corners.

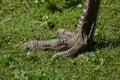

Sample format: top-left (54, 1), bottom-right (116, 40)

top-left (53, 0), bottom-right (101, 58)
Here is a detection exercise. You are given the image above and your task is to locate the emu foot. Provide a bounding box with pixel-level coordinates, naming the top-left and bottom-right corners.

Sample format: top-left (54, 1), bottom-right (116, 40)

top-left (21, 28), bottom-right (83, 58)
top-left (22, 29), bottom-right (88, 59)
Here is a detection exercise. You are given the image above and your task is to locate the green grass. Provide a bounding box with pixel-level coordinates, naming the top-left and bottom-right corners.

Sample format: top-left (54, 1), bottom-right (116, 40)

top-left (0, 0), bottom-right (120, 80)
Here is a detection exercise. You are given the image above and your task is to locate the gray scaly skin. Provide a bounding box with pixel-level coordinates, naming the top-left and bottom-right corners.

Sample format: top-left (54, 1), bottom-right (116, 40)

top-left (22, 38), bottom-right (70, 50)
top-left (22, 0), bottom-right (101, 58)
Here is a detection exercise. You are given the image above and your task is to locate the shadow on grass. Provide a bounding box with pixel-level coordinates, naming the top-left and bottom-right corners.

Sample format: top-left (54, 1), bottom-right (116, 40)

top-left (63, 0), bottom-right (82, 9)
top-left (74, 38), bottom-right (120, 58)
top-left (94, 38), bottom-right (120, 50)
top-left (46, 0), bottom-right (82, 13)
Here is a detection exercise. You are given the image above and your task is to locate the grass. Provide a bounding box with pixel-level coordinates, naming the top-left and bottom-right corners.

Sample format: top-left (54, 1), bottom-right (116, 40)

top-left (0, 0), bottom-right (120, 80)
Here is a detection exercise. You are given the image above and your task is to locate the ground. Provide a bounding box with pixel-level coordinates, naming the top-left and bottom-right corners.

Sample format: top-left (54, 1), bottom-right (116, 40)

top-left (0, 0), bottom-right (120, 80)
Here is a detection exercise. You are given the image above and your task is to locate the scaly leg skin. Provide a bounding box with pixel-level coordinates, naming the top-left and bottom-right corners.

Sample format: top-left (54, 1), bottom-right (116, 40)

top-left (57, 28), bottom-right (75, 38)
top-left (52, 44), bottom-right (79, 58)
top-left (21, 36), bottom-right (76, 50)
top-left (52, 40), bottom-right (85, 58)
top-left (52, 34), bottom-right (87, 58)
top-left (21, 38), bottom-right (68, 50)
